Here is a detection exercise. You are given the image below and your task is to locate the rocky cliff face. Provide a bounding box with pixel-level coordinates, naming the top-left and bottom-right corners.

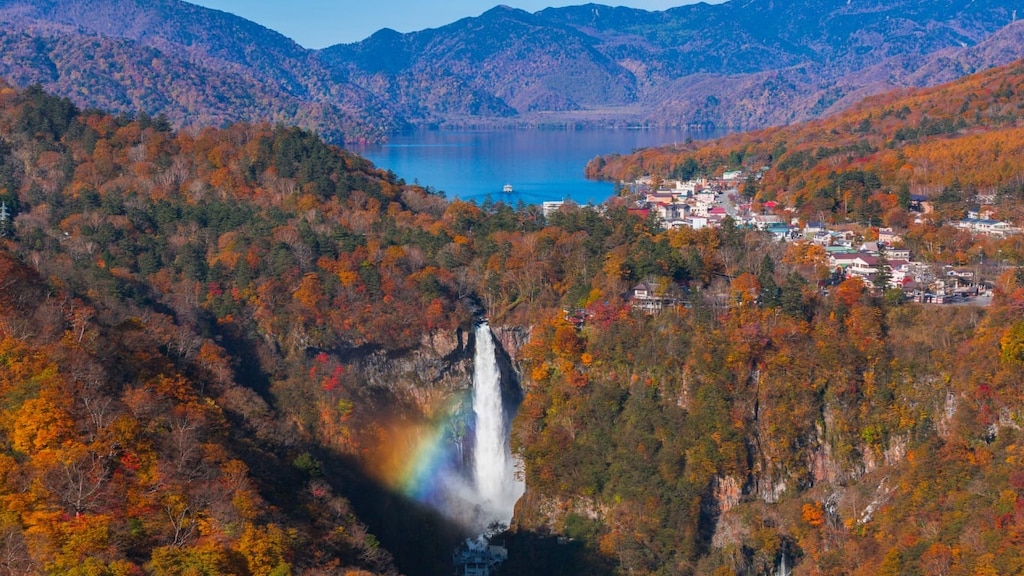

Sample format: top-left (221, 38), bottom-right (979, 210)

top-left (347, 329), bottom-right (475, 412)
top-left (493, 325), bottom-right (530, 366)
top-left (342, 323), bottom-right (529, 412)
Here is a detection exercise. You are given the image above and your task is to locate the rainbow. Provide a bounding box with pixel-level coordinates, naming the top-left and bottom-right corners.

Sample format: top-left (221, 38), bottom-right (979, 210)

top-left (365, 390), bottom-right (476, 517)
top-left (362, 323), bottom-right (524, 532)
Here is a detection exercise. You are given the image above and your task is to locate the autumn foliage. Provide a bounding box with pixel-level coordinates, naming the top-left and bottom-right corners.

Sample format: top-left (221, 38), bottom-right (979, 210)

top-left (0, 72), bottom-right (1023, 576)
top-left (588, 60), bottom-right (1024, 233)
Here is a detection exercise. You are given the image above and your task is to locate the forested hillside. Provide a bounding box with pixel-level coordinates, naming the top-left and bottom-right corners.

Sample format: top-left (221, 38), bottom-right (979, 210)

top-left (0, 83), bottom-right (465, 574)
top-left (506, 245), bottom-right (1024, 575)
top-left (0, 71), bottom-right (1022, 576)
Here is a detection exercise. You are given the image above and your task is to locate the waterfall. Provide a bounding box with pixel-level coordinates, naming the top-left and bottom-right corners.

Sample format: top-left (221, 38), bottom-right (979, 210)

top-left (776, 552), bottom-right (791, 576)
top-left (382, 321), bottom-right (522, 542)
top-left (471, 322), bottom-right (524, 528)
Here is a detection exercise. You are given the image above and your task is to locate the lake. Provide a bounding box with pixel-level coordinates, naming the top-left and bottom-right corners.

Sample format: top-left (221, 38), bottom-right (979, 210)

top-left (349, 128), bottom-right (710, 205)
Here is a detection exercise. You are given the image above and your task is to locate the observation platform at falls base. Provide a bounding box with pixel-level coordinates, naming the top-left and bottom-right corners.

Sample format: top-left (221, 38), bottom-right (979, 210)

top-left (453, 542), bottom-right (508, 576)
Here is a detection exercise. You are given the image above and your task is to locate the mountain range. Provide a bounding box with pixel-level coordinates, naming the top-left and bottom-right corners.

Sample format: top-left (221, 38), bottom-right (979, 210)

top-left (0, 0), bottom-right (1022, 141)
top-left (2, 62), bottom-right (1024, 573)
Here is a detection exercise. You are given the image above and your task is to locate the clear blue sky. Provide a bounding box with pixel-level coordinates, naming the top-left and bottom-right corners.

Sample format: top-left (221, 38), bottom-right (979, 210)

top-left (187, 1), bottom-right (713, 48)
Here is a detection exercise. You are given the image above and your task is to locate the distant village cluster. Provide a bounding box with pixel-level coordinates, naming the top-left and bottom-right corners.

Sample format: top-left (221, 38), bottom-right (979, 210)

top-left (552, 171), bottom-right (1021, 313)
top-left (629, 171), bottom-right (777, 234)
top-left (626, 172), bottom-right (1020, 238)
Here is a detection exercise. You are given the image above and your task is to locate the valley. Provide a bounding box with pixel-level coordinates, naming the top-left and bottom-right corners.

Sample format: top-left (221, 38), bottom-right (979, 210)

top-left (0, 2), bottom-right (1022, 575)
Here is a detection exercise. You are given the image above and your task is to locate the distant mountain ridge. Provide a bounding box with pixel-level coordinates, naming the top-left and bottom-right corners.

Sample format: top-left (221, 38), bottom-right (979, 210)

top-left (0, 0), bottom-right (399, 142)
top-left (0, 0), bottom-right (1022, 141)
top-left (324, 0), bottom-right (1021, 129)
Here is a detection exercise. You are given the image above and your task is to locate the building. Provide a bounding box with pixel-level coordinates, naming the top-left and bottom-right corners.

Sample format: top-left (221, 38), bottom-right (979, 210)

top-left (809, 231), bottom-right (832, 246)
top-left (695, 192), bottom-right (716, 206)
top-left (829, 250), bottom-right (912, 289)
top-left (878, 227), bottom-right (903, 244)
top-left (542, 201), bottom-right (565, 217)
top-left (764, 223), bottom-right (793, 241)
top-left (629, 281), bottom-right (676, 313)
top-left (453, 543), bottom-right (509, 576)
top-left (627, 207), bottom-right (652, 220)
top-left (672, 178), bottom-right (706, 196)
top-left (708, 206), bottom-right (729, 225)
top-left (956, 218), bottom-right (1017, 236)
top-left (752, 214), bottom-right (783, 229)
top-left (681, 215), bottom-right (709, 230)
top-left (653, 202), bottom-right (689, 222)
top-left (645, 191), bottom-right (679, 204)
top-left (630, 282), bottom-right (654, 300)
top-left (803, 221), bottom-right (827, 237)
top-left (886, 248), bottom-right (911, 261)
top-left (909, 194), bottom-right (932, 213)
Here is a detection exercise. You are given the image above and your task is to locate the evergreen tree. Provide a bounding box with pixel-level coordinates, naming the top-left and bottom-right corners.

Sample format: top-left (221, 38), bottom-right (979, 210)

top-left (743, 174), bottom-right (759, 198)
top-left (780, 272), bottom-right (810, 319)
top-left (758, 254), bottom-right (781, 308)
top-left (874, 245), bottom-right (892, 292)
top-left (897, 182), bottom-right (911, 210)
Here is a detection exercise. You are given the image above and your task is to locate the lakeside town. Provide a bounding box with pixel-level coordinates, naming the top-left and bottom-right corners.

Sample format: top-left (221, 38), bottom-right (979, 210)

top-left (547, 170), bottom-right (1021, 310)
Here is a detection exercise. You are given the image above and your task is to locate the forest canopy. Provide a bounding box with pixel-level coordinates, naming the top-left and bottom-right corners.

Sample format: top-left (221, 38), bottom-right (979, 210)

top-left (0, 71), bottom-right (1021, 576)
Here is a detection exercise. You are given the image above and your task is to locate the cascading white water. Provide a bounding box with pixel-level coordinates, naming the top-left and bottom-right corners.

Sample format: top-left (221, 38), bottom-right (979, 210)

top-left (471, 322), bottom-right (524, 527)
top-left (776, 552), bottom-right (791, 576)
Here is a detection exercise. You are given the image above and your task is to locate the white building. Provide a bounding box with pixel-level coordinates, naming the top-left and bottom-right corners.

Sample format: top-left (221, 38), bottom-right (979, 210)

top-left (653, 202), bottom-right (689, 222)
top-left (682, 216), bottom-right (709, 230)
top-left (673, 178), bottom-right (706, 196)
top-left (695, 192), bottom-right (716, 205)
top-left (542, 201), bottom-right (565, 217)
top-left (956, 218), bottom-right (1017, 236)
top-left (752, 214), bottom-right (783, 229)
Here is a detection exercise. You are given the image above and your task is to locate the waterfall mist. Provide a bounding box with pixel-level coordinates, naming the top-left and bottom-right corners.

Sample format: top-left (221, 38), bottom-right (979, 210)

top-left (383, 322), bottom-right (523, 535)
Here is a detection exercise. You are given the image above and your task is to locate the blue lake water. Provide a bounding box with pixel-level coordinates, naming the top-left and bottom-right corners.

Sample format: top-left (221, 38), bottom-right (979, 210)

top-left (349, 128), bottom-right (710, 205)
